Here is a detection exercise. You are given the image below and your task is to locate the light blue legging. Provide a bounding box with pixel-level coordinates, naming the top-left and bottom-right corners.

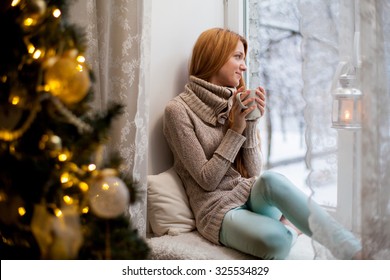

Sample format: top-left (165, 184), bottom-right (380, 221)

top-left (219, 171), bottom-right (361, 260)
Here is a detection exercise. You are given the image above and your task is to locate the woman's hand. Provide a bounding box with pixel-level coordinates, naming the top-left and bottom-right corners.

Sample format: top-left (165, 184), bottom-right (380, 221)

top-left (229, 87), bottom-right (249, 134)
top-left (229, 86), bottom-right (266, 135)
top-left (255, 86), bottom-right (266, 117)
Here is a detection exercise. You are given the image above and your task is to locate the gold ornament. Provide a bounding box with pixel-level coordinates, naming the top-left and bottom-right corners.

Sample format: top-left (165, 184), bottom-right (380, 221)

top-left (88, 169), bottom-right (130, 219)
top-left (19, 0), bottom-right (47, 30)
top-left (39, 133), bottom-right (62, 156)
top-left (44, 57), bottom-right (91, 105)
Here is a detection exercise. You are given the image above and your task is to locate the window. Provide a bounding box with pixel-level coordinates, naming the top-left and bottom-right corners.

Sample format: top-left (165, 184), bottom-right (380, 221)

top-left (225, 1), bottom-right (359, 227)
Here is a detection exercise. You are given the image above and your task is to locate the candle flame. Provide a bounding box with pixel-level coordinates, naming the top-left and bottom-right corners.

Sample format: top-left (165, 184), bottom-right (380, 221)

top-left (344, 110), bottom-right (351, 120)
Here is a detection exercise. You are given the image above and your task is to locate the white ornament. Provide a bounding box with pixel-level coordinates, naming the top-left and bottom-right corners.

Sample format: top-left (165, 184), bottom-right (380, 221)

top-left (88, 172), bottom-right (129, 218)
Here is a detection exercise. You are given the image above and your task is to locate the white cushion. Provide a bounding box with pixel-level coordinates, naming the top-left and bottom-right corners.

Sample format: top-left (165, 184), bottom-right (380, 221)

top-left (147, 167), bottom-right (195, 236)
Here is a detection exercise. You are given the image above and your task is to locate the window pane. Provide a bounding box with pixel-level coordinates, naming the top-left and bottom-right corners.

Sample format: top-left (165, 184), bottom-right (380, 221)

top-left (248, 0), bottom-right (337, 207)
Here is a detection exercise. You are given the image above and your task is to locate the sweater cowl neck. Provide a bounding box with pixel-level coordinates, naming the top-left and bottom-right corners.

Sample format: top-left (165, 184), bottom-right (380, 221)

top-left (180, 76), bottom-right (235, 126)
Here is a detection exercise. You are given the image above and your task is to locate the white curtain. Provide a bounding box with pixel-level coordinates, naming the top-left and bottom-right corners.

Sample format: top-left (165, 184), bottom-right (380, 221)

top-left (359, 0), bottom-right (390, 259)
top-left (300, 0), bottom-right (390, 259)
top-left (69, 0), bottom-right (151, 236)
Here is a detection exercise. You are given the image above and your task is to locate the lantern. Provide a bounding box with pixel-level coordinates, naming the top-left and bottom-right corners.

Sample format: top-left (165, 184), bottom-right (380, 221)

top-left (331, 74), bottom-right (362, 129)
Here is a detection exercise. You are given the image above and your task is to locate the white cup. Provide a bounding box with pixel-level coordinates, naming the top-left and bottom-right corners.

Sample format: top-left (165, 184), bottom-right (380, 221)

top-left (235, 89), bottom-right (261, 120)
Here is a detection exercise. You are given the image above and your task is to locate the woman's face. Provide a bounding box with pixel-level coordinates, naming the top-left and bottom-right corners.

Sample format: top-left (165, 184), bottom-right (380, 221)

top-left (210, 41), bottom-right (247, 88)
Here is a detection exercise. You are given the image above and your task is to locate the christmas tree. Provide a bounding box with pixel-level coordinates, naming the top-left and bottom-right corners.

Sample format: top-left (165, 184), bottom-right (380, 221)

top-left (0, 0), bottom-right (149, 259)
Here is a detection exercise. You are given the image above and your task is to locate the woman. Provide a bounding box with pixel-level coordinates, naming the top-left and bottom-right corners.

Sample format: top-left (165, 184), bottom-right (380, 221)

top-left (163, 27), bottom-right (361, 259)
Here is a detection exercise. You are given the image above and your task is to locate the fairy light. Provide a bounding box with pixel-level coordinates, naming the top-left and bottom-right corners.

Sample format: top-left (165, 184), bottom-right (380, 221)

top-left (87, 164), bottom-right (97, 172)
top-left (23, 17), bottom-right (35, 27)
top-left (9, 144), bottom-right (16, 154)
top-left (60, 172), bottom-right (70, 184)
top-left (58, 152), bottom-right (68, 162)
top-left (28, 44), bottom-right (35, 54)
top-left (11, 0), bottom-right (21, 7)
top-left (42, 84), bottom-right (51, 92)
top-left (32, 49), bottom-right (43, 60)
top-left (76, 64), bottom-right (84, 72)
top-left (79, 181), bottom-right (89, 192)
top-left (58, 149), bottom-right (71, 162)
top-left (63, 195), bottom-right (73, 205)
top-left (18, 207), bottom-right (26, 216)
top-left (54, 208), bottom-right (63, 217)
top-left (10, 95), bottom-right (20, 105)
top-left (53, 8), bottom-right (61, 18)
top-left (82, 206), bottom-right (89, 214)
top-left (102, 182), bottom-right (110, 191)
top-left (76, 55), bottom-right (86, 63)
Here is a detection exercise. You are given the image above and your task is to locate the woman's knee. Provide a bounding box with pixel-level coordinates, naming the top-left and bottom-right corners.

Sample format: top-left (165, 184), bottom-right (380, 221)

top-left (260, 171), bottom-right (289, 187)
top-left (258, 171), bottom-right (295, 195)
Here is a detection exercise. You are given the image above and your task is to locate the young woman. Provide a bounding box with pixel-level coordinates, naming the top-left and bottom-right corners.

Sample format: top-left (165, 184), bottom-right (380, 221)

top-left (163, 27), bottom-right (362, 259)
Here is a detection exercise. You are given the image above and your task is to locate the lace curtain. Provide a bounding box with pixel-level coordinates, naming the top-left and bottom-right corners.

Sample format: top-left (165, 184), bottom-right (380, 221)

top-left (300, 0), bottom-right (390, 259)
top-left (359, 0), bottom-right (390, 259)
top-left (69, 0), bottom-right (151, 236)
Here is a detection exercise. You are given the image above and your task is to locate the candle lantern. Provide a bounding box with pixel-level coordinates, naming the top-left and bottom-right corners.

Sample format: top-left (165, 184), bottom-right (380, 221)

top-left (331, 74), bottom-right (362, 129)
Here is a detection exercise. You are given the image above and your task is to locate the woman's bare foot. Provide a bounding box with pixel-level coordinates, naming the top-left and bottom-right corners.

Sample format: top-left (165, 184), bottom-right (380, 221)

top-left (280, 215), bottom-right (302, 236)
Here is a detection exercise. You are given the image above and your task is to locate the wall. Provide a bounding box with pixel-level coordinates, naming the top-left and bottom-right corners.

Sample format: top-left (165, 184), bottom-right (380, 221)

top-left (148, 0), bottom-right (225, 175)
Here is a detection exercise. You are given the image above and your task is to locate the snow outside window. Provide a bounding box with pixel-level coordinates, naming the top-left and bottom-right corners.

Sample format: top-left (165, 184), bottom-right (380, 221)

top-left (246, 0), bottom-right (339, 209)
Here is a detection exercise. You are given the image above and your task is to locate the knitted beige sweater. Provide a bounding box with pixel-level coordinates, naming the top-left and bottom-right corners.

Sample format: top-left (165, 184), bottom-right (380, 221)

top-left (163, 76), bottom-right (262, 244)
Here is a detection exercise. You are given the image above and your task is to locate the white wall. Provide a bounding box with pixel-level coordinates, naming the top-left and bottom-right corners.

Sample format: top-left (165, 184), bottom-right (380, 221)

top-left (148, 0), bottom-right (225, 175)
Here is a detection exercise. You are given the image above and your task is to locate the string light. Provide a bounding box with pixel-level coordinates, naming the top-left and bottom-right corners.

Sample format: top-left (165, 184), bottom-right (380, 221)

top-left (23, 17), bottom-right (35, 27)
top-left (102, 182), bottom-right (110, 191)
top-left (18, 207), bottom-right (26, 216)
top-left (58, 152), bottom-right (68, 162)
top-left (81, 206), bottom-right (89, 214)
top-left (57, 149), bottom-right (71, 162)
top-left (63, 195), bottom-right (73, 205)
top-left (60, 172), bottom-right (70, 184)
top-left (52, 9), bottom-right (61, 18)
top-left (76, 64), bottom-right (84, 72)
top-left (79, 181), bottom-right (89, 192)
top-left (11, 0), bottom-right (21, 7)
top-left (28, 44), bottom-right (35, 54)
top-left (10, 95), bottom-right (20, 105)
top-left (87, 164), bottom-right (97, 172)
top-left (32, 49), bottom-right (43, 60)
top-left (76, 55), bottom-right (86, 63)
top-left (54, 208), bottom-right (63, 217)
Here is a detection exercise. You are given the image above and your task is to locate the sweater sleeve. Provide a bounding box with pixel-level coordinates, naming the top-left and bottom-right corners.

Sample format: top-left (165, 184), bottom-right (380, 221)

top-left (163, 100), bottom-right (245, 192)
top-left (241, 120), bottom-right (262, 177)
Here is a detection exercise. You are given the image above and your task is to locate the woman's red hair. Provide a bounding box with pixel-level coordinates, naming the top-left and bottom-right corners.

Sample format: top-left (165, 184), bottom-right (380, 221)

top-left (189, 28), bottom-right (247, 89)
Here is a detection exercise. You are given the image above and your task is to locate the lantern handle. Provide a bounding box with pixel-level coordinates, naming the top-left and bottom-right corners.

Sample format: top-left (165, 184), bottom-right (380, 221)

top-left (330, 61), bottom-right (355, 91)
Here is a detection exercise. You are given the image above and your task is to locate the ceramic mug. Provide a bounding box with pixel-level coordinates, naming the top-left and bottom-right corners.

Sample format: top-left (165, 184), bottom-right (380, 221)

top-left (236, 89), bottom-right (261, 120)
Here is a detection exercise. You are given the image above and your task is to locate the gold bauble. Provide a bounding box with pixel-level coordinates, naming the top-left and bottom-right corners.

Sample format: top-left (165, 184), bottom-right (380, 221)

top-left (44, 57), bottom-right (91, 105)
top-left (39, 133), bottom-right (62, 154)
top-left (20, 0), bottom-right (47, 30)
top-left (88, 170), bottom-right (130, 219)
